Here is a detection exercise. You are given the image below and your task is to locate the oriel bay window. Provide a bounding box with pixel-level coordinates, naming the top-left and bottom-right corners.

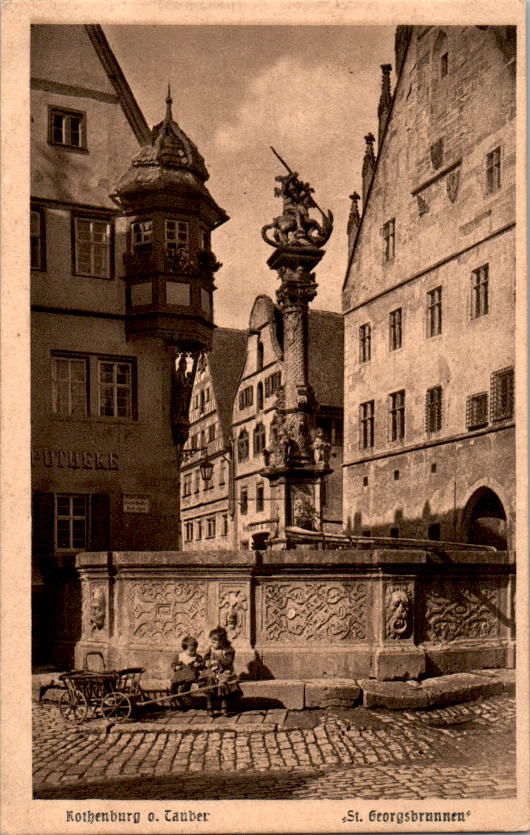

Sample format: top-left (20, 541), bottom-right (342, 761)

top-left (165, 219), bottom-right (189, 257)
top-left (74, 217), bottom-right (111, 278)
top-left (131, 219), bottom-right (153, 252)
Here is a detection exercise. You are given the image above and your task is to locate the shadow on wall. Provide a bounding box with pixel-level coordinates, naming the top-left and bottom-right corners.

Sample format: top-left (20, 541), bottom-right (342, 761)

top-left (348, 486), bottom-right (509, 549)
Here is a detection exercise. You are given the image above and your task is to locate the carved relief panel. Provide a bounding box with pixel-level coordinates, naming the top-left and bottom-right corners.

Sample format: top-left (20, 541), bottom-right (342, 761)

top-left (384, 583), bottom-right (414, 641)
top-left (420, 579), bottom-right (499, 644)
top-left (126, 580), bottom-right (207, 644)
top-left (262, 581), bottom-right (367, 643)
top-left (82, 581), bottom-right (109, 640)
top-left (218, 583), bottom-right (249, 643)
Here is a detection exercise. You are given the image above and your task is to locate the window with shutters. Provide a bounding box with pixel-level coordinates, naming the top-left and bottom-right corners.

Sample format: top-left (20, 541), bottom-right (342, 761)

top-left (359, 323), bottom-right (371, 363)
top-left (239, 386), bottom-right (253, 410)
top-left (389, 308), bottom-right (402, 350)
top-left (264, 372), bottom-right (281, 398)
top-left (98, 360), bottom-right (133, 418)
top-left (238, 429), bottom-right (249, 461)
top-left (388, 390), bottom-right (405, 442)
top-left (52, 355), bottom-right (88, 416)
top-left (73, 217), bottom-right (112, 278)
top-left (490, 367), bottom-right (514, 421)
top-left (466, 392), bottom-right (488, 430)
top-left (471, 264), bottom-right (489, 318)
top-left (31, 208), bottom-right (46, 270)
top-left (359, 400), bottom-right (375, 449)
top-left (48, 107), bottom-right (87, 150)
top-left (55, 494), bottom-right (87, 551)
top-left (426, 287), bottom-right (442, 337)
top-left (425, 386), bottom-right (443, 433)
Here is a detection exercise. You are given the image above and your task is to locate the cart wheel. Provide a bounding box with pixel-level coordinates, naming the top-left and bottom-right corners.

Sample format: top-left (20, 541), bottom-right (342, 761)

top-left (100, 692), bottom-right (132, 721)
top-left (59, 689), bottom-right (88, 724)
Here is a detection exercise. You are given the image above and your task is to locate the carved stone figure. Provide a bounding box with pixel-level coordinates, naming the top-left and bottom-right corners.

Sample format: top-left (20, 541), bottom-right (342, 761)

top-left (312, 428), bottom-right (331, 465)
top-left (90, 587), bottom-right (106, 631)
top-left (385, 586), bottom-right (411, 639)
top-left (292, 492), bottom-right (319, 531)
top-left (219, 587), bottom-right (248, 641)
top-left (172, 354), bottom-right (194, 421)
top-left (261, 150), bottom-right (333, 249)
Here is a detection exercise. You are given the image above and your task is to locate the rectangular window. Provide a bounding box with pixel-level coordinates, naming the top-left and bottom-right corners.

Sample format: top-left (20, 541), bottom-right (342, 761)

top-left (222, 514), bottom-right (228, 537)
top-left (359, 400), bottom-right (375, 450)
top-left (206, 517), bottom-right (216, 539)
top-left (165, 219), bottom-right (189, 256)
top-left (74, 217), bottom-right (111, 278)
top-left (240, 487), bottom-right (248, 515)
top-left (49, 107), bottom-right (86, 150)
top-left (382, 218), bottom-right (395, 262)
top-left (389, 390), bottom-right (405, 442)
top-left (490, 367), bottom-right (514, 421)
top-left (219, 460), bottom-right (226, 485)
top-left (182, 474), bottom-right (192, 497)
top-left (131, 219), bottom-right (153, 250)
top-left (466, 392), bottom-right (489, 430)
top-left (426, 287), bottom-right (442, 337)
top-left (425, 386), bottom-right (443, 433)
top-left (256, 482), bottom-right (264, 512)
top-left (194, 471), bottom-right (200, 493)
top-left (359, 323), bottom-right (371, 363)
top-left (208, 424), bottom-right (216, 442)
top-left (239, 386), bottom-right (254, 410)
top-left (196, 519), bottom-right (202, 540)
top-left (265, 372), bottom-right (281, 398)
top-left (238, 431), bottom-right (249, 461)
top-left (485, 147), bottom-right (501, 193)
top-left (184, 522), bottom-right (193, 543)
top-left (55, 494), bottom-right (87, 551)
top-left (389, 308), bottom-right (402, 350)
top-left (52, 355), bottom-right (88, 416)
top-left (31, 209), bottom-right (46, 270)
top-left (98, 360), bottom-right (133, 418)
top-left (471, 264), bottom-right (489, 318)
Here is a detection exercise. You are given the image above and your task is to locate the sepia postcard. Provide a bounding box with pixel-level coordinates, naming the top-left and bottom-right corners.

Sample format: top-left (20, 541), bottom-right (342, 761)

top-left (1, 0), bottom-right (528, 833)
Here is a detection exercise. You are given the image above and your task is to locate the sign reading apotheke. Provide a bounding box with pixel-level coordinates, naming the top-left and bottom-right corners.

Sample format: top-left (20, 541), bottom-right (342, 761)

top-left (123, 495), bottom-right (150, 514)
top-left (31, 449), bottom-right (119, 470)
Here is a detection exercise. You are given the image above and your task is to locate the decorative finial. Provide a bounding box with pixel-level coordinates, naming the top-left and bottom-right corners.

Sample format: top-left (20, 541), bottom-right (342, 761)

top-left (364, 132), bottom-right (375, 148)
top-left (349, 191), bottom-right (360, 205)
top-left (165, 83), bottom-right (173, 124)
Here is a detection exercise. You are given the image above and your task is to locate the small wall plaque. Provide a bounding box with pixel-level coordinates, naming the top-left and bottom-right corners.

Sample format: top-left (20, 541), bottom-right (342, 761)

top-left (123, 495), bottom-right (150, 514)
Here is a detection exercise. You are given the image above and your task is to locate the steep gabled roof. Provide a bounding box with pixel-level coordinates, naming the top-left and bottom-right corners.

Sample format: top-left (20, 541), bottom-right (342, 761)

top-left (308, 309), bottom-right (344, 409)
top-left (208, 327), bottom-right (247, 443)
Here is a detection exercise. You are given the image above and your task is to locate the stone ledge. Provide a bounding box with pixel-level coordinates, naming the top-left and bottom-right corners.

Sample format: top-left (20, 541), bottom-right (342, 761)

top-left (359, 670), bottom-right (514, 710)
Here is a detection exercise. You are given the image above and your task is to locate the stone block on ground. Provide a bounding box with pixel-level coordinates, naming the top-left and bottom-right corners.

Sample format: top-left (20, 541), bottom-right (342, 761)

top-left (239, 680), bottom-right (305, 710)
top-left (303, 678), bottom-right (361, 708)
top-left (421, 672), bottom-right (504, 707)
top-left (359, 679), bottom-right (430, 710)
top-left (373, 646), bottom-right (426, 681)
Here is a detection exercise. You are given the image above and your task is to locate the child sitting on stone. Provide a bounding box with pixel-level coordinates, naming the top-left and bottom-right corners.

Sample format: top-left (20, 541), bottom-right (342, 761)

top-left (201, 626), bottom-right (240, 716)
top-left (170, 636), bottom-right (203, 696)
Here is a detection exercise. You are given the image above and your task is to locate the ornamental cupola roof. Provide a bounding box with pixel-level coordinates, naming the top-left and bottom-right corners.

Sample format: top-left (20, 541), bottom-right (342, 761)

top-left (131, 86), bottom-right (209, 182)
top-left (111, 86), bottom-right (226, 217)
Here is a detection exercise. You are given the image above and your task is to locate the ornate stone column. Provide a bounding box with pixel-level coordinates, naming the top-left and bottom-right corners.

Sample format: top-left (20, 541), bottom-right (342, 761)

top-left (260, 153), bottom-right (334, 548)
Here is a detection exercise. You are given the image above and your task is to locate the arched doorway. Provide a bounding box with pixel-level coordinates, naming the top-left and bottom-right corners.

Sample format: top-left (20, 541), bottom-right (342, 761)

top-left (463, 487), bottom-right (507, 549)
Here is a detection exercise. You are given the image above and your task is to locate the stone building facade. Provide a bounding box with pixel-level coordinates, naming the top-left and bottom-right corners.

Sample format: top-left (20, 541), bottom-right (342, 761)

top-left (343, 26), bottom-right (516, 548)
top-left (232, 296), bottom-right (344, 549)
top-left (179, 328), bottom-right (246, 550)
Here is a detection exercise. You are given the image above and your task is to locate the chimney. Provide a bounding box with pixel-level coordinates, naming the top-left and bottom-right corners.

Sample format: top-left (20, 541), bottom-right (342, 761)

top-left (347, 191), bottom-right (361, 257)
top-left (377, 64), bottom-right (392, 149)
top-left (395, 26), bottom-right (413, 76)
top-left (362, 133), bottom-right (376, 206)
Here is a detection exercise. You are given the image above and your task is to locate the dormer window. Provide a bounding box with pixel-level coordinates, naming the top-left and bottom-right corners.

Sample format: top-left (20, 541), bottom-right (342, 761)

top-left (131, 220), bottom-right (153, 252)
top-left (166, 219), bottom-right (189, 256)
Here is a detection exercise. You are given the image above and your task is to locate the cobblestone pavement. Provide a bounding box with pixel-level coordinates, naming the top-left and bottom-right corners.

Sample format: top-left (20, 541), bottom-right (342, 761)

top-left (33, 694), bottom-right (516, 799)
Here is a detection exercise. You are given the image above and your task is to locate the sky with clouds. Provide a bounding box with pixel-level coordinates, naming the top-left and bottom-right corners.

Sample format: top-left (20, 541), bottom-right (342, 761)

top-left (105, 25), bottom-right (395, 329)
